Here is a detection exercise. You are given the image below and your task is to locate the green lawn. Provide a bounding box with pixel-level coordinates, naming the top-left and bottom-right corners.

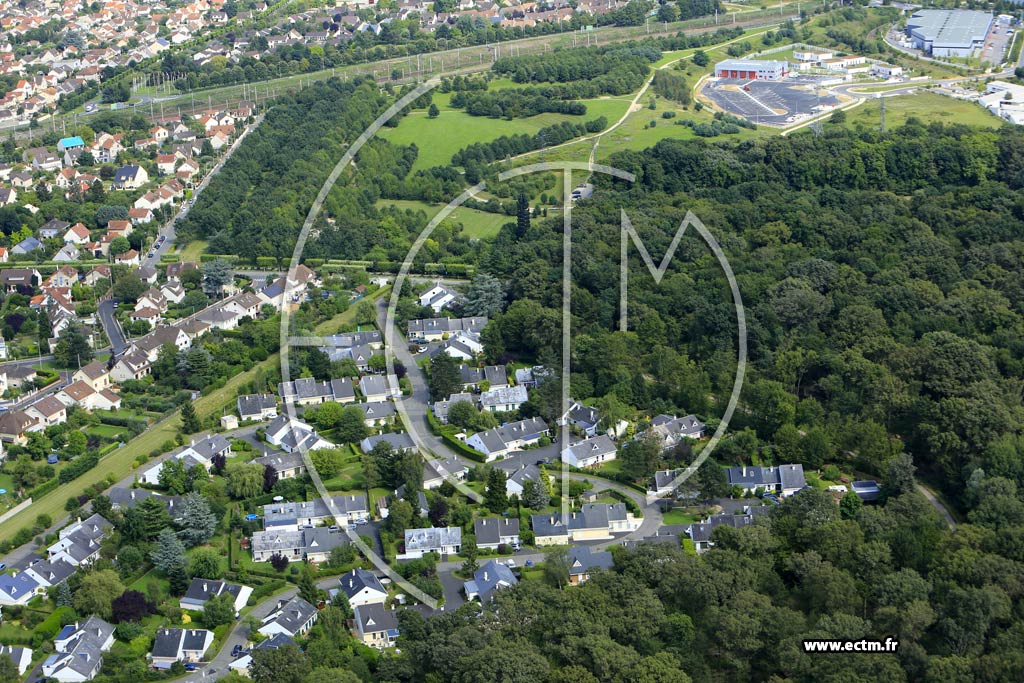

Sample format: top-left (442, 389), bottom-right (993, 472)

top-left (85, 424), bottom-right (128, 440)
top-left (660, 509), bottom-right (700, 525)
top-left (377, 199), bottom-right (511, 240)
top-left (176, 239), bottom-right (208, 262)
top-left (838, 91), bottom-right (1003, 130)
top-left (380, 97), bottom-right (630, 172)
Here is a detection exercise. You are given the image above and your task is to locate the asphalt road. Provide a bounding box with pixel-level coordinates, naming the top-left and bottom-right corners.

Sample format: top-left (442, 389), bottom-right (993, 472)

top-left (97, 299), bottom-right (128, 357)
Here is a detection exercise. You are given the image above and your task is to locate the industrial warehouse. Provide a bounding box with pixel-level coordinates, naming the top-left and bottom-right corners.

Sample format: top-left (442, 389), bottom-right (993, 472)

top-left (713, 59), bottom-right (789, 81)
top-left (905, 9), bottom-right (994, 57)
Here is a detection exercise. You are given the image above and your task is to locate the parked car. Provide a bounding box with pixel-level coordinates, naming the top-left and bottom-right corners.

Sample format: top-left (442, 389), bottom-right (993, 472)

top-left (231, 645), bottom-right (243, 658)
top-left (525, 560), bottom-right (534, 568)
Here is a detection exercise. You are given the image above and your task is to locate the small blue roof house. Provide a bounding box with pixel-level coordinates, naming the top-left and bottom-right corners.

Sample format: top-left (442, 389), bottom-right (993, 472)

top-left (0, 572), bottom-right (41, 605)
top-left (12, 236), bottom-right (42, 255)
top-left (57, 136), bottom-right (85, 152)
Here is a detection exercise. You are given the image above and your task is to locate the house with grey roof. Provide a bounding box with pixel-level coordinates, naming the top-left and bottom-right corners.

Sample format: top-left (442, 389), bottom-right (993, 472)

top-left (359, 374), bottom-right (399, 402)
top-left (264, 415), bottom-right (333, 454)
top-left (262, 495), bottom-right (369, 531)
top-left (563, 400), bottom-right (600, 437)
top-left (479, 384), bottom-right (528, 413)
top-left (0, 572), bottom-right (42, 605)
top-left (47, 514), bottom-right (111, 567)
top-left (254, 451), bottom-right (306, 479)
top-left (561, 435), bottom-right (617, 469)
top-left (358, 401), bottom-right (396, 426)
top-left (399, 526), bottom-right (462, 558)
top-left (505, 464), bottom-right (544, 497)
top-left (532, 503), bottom-right (640, 544)
top-left (237, 393), bottom-right (277, 421)
top-left (352, 603), bottom-right (400, 649)
top-left (151, 629), bottom-right (213, 668)
top-left (24, 557), bottom-right (76, 588)
top-left (567, 546), bottom-right (614, 585)
top-left (473, 517), bottom-right (520, 550)
top-left (431, 392), bottom-right (474, 424)
top-left (338, 568), bottom-right (387, 607)
top-left (360, 432), bottom-right (415, 454)
top-left (686, 511), bottom-right (765, 554)
top-left (44, 616), bottom-right (114, 682)
top-left (407, 316), bottom-right (488, 341)
top-left (330, 377), bottom-right (356, 403)
top-left (646, 414), bottom-right (706, 451)
top-left (423, 455), bottom-right (468, 490)
top-left (228, 634), bottom-right (295, 676)
top-left (0, 645), bottom-right (32, 675)
top-left (258, 596), bottom-right (318, 638)
top-left (465, 417), bottom-right (549, 461)
top-left (725, 464), bottom-right (805, 497)
top-left (179, 579), bottom-right (253, 612)
top-left (463, 559), bottom-right (517, 602)
top-left (278, 377), bottom-right (333, 405)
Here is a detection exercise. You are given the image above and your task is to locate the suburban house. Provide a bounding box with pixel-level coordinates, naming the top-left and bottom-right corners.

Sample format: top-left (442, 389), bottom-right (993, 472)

top-left (178, 579), bottom-right (253, 612)
top-left (73, 360), bottom-right (112, 392)
top-left (277, 377), bottom-right (334, 405)
top-left (561, 435), bottom-right (618, 469)
top-left (473, 517), bottom-right (520, 550)
top-left (407, 316), bottom-right (488, 341)
top-left (567, 546), bottom-right (614, 585)
top-left (150, 629), bottom-right (214, 668)
top-left (0, 645), bottom-right (32, 675)
top-left (43, 617), bottom-right (114, 683)
top-left (263, 415), bottom-right (333, 453)
top-left (112, 164), bottom-right (149, 190)
top-left (434, 392), bottom-right (473, 425)
top-left (505, 464), bottom-right (545, 497)
top-left (418, 282), bottom-right (460, 312)
top-left (26, 395), bottom-right (68, 428)
top-left (725, 464), bottom-right (806, 497)
top-left (562, 400), bottom-right (601, 437)
top-left (250, 527), bottom-right (349, 564)
top-left (110, 350), bottom-right (152, 382)
top-left (646, 414), bottom-right (706, 450)
top-left (352, 603), bottom-right (400, 649)
top-left (0, 268), bottom-right (40, 292)
top-left (0, 572), bottom-right (42, 605)
top-left (254, 452), bottom-right (306, 480)
top-left (686, 509), bottom-right (766, 554)
top-left (463, 559), bottom-right (517, 602)
top-left (423, 455), bottom-right (468, 490)
top-left (360, 432), bottom-right (415, 455)
top-left (465, 417), bottom-right (549, 461)
top-left (237, 394), bottom-right (278, 421)
top-left (24, 557), bottom-right (77, 588)
top-left (258, 596), bottom-right (318, 638)
top-left (227, 634), bottom-right (294, 676)
top-left (46, 514), bottom-right (111, 567)
top-left (337, 568), bottom-right (388, 608)
top-left (532, 504), bottom-right (640, 545)
top-left (478, 385), bottom-right (528, 413)
top-left (359, 374), bottom-right (399, 402)
top-left (437, 330), bottom-right (484, 360)
top-left (399, 526), bottom-right (462, 559)
top-left (261, 495), bottom-right (369, 531)
top-left (458, 364), bottom-right (508, 389)
top-left (0, 410), bottom-right (39, 445)
top-left (358, 401), bottom-right (396, 427)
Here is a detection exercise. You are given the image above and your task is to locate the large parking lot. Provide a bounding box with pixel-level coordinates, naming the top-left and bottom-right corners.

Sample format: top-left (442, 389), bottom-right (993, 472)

top-left (703, 77), bottom-right (841, 127)
top-left (979, 16), bottom-right (1012, 66)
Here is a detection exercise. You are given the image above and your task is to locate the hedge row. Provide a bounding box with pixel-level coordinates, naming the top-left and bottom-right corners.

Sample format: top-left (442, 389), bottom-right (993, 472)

top-left (58, 451), bottom-right (100, 484)
top-left (425, 411), bottom-right (487, 463)
top-left (28, 477), bottom-right (60, 499)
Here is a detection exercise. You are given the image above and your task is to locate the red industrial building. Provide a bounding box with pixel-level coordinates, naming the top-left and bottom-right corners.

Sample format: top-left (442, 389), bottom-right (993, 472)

top-left (714, 59), bottom-right (789, 81)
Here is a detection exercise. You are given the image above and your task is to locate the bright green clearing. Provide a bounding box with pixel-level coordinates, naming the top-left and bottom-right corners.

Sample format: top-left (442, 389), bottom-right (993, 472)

top-left (661, 509), bottom-right (700, 525)
top-left (839, 92), bottom-right (1003, 130)
top-left (377, 199), bottom-right (511, 239)
top-left (177, 239), bottom-right (208, 262)
top-left (381, 97), bottom-right (631, 172)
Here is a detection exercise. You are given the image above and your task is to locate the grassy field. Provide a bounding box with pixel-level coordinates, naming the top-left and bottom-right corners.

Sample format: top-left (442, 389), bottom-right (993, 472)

top-left (377, 199), bottom-right (512, 239)
top-left (381, 97), bottom-right (631, 172)
top-left (176, 239), bottom-right (208, 262)
top-left (840, 91), bottom-right (1002, 130)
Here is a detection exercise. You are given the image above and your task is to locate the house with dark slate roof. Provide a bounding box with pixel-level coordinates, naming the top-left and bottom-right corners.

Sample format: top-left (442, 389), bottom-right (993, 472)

top-left (463, 559), bottom-right (517, 602)
top-left (567, 546), bottom-right (614, 585)
top-left (150, 628), bottom-right (213, 668)
top-left (352, 603), bottom-right (400, 649)
top-left (258, 596), bottom-right (318, 638)
top-left (338, 568), bottom-right (388, 607)
top-left (179, 578), bottom-right (253, 612)
top-left (725, 464), bottom-right (806, 497)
